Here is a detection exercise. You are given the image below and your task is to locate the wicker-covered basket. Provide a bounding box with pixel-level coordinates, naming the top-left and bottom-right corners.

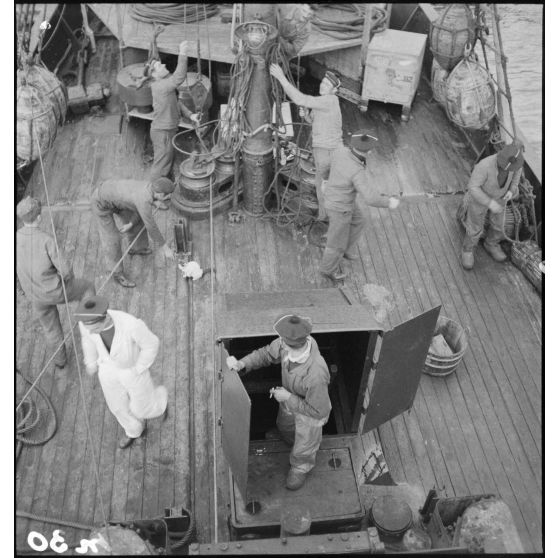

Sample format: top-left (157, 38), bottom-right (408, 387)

top-left (511, 240), bottom-right (542, 294)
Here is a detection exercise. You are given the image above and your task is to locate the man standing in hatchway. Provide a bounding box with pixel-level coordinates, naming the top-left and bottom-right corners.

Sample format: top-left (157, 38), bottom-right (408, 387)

top-left (226, 314), bottom-right (331, 491)
top-left (16, 196), bottom-right (96, 369)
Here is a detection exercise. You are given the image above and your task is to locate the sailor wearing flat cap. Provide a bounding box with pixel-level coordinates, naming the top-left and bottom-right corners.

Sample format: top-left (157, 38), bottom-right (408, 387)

top-left (270, 61), bottom-right (343, 222)
top-left (226, 314), bottom-right (331, 491)
top-left (16, 196), bottom-right (95, 369)
top-left (90, 176), bottom-right (176, 288)
top-left (76, 295), bottom-right (168, 449)
top-left (459, 141), bottom-right (524, 270)
top-left (318, 129), bottom-right (401, 281)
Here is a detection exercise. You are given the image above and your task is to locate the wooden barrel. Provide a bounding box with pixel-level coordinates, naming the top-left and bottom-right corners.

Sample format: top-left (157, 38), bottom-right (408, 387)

top-left (178, 73), bottom-right (213, 124)
top-left (429, 4), bottom-right (476, 71)
top-left (423, 315), bottom-right (468, 377)
top-left (18, 65), bottom-right (67, 125)
top-left (445, 57), bottom-right (495, 130)
top-left (431, 58), bottom-right (449, 105)
top-left (17, 83), bottom-right (57, 164)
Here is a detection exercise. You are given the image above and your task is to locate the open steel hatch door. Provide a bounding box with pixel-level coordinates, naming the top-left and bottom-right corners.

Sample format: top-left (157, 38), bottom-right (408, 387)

top-left (220, 344), bottom-right (251, 499)
top-left (361, 306), bottom-right (441, 434)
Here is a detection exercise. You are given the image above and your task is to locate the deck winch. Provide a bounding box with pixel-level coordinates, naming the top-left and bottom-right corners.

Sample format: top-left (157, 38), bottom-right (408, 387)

top-left (170, 144), bottom-right (236, 219)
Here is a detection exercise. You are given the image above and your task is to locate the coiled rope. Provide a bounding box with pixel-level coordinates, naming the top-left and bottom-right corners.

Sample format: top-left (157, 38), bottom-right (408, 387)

top-left (16, 368), bottom-right (57, 460)
top-left (130, 3), bottom-right (219, 25)
top-left (311, 4), bottom-right (387, 40)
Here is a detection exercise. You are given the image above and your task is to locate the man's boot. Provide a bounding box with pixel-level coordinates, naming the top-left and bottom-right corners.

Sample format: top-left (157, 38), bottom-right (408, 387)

top-left (461, 235), bottom-right (476, 270)
top-left (483, 229), bottom-right (507, 262)
top-left (286, 468), bottom-right (307, 490)
top-left (484, 241), bottom-right (507, 262)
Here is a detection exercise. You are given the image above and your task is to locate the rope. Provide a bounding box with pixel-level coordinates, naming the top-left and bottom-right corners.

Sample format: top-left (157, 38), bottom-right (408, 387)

top-left (40, 4), bottom-right (67, 52)
top-left (16, 369), bottom-right (57, 452)
top-left (129, 4), bottom-right (219, 25)
top-left (27, 95), bottom-right (111, 541)
top-left (492, 4), bottom-right (517, 138)
top-left (311, 4), bottom-right (387, 40)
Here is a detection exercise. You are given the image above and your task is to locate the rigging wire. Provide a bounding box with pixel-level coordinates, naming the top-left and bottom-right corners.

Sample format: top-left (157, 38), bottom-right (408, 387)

top-left (24, 87), bottom-right (112, 545)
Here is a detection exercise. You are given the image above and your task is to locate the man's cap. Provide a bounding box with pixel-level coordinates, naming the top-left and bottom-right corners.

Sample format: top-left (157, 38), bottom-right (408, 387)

top-left (152, 177), bottom-right (175, 194)
top-left (17, 196), bottom-right (41, 223)
top-left (324, 70), bottom-right (341, 89)
top-left (497, 142), bottom-right (524, 172)
top-left (273, 314), bottom-right (312, 348)
top-left (349, 129), bottom-right (378, 153)
top-left (75, 296), bottom-right (109, 324)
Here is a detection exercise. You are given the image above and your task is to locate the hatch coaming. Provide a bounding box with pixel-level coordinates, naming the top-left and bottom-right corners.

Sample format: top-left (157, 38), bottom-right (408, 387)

top-left (218, 290), bottom-right (441, 507)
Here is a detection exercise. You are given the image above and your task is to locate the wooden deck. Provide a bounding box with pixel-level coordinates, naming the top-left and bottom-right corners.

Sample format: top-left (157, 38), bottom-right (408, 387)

top-left (87, 3), bottom-right (362, 64)
top-left (16, 36), bottom-right (542, 553)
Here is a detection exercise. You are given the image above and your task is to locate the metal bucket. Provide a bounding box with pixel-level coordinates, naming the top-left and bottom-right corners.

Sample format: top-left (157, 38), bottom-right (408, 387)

top-left (369, 496), bottom-right (413, 539)
top-left (116, 63), bottom-right (153, 108)
top-left (423, 315), bottom-right (468, 377)
top-left (215, 64), bottom-right (232, 98)
top-left (241, 147), bottom-right (274, 216)
top-left (178, 73), bottom-right (213, 123)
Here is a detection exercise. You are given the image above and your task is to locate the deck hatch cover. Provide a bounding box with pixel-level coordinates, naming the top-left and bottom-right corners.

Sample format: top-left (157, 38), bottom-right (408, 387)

top-left (361, 306), bottom-right (441, 434)
top-left (221, 344), bottom-right (251, 498)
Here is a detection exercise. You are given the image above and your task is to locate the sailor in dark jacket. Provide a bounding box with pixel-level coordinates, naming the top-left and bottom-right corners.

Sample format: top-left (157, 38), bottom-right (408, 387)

top-left (460, 142), bottom-right (524, 269)
top-left (91, 177), bottom-right (175, 288)
top-left (226, 314), bottom-right (331, 491)
top-left (320, 130), bottom-right (400, 281)
top-left (16, 196), bottom-right (96, 368)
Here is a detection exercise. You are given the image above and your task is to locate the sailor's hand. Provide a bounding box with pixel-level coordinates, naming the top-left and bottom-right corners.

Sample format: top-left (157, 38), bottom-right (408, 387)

top-left (388, 197), bottom-right (400, 210)
top-left (298, 106), bottom-right (307, 118)
top-left (271, 387), bottom-right (291, 402)
top-left (226, 356), bottom-right (245, 372)
top-left (190, 112), bottom-right (201, 125)
top-left (503, 191), bottom-right (514, 203)
top-left (488, 199), bottom-right (503, 214)
top-left (179, 40), bottom-right (189, 55)
top-left (161, 244), bottom-right (175, 261)
top-left (270, 63), bottom-right (286, 82)
top-left (118, 222), bottom-right (133, 234)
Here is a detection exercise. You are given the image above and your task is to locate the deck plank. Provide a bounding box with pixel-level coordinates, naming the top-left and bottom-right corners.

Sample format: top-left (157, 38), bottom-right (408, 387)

top-left (424, 201), bottom-right (542, 475)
